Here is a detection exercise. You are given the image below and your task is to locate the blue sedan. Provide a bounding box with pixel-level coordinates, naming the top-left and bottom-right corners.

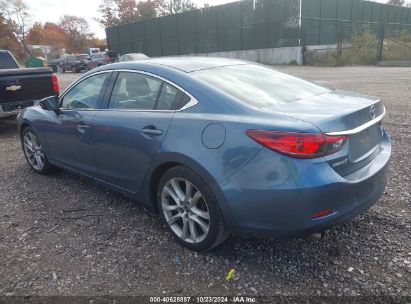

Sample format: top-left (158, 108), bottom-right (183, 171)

top-left (17, 58), bottom-right (391, 251)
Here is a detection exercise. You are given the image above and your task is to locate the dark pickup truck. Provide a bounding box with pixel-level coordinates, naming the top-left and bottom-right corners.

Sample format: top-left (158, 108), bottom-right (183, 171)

top-left (0, 50), bottom-right (59, 118)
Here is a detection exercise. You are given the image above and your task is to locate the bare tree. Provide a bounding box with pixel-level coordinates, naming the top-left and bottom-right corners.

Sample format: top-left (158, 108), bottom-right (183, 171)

top-left (156, 0), bottom-right (197, 15)
top-left (96, 0), bottom-right (157, 29)
top-left (387, 0), bottom-right (405, 6)
top-left (59, 15), bottom-right (92, 53)
top-left (0, 0), bottom-right (32, 56)
top-left (95, 0), bottom-right (120, 28)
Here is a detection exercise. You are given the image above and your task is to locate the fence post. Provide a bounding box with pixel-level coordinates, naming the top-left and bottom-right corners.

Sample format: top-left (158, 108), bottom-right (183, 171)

top-left (336, 20), bottom-right (342, 65)
top-left (377, 21), bottom-right (385, 63)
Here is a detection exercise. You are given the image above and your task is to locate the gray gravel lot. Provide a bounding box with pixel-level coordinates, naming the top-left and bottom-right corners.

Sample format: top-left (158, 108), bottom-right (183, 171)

top-left (0, 67), bottom-right (410, 298)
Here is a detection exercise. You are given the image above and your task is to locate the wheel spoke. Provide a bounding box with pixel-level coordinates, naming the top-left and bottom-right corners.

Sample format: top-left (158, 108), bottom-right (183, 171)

top-left (188, 219), bottom-right (198, 242)
top-left (34, 154), bottom-right (44, 168)
top-left (24, 137), bottom-right (34, 152)
top-left (162, 203), bottom-right (180, 212)
top-left (191, 190), bottom-right (202, 207)
top-left (163, 186), bottom-right (181, 205)
top-left (191, 207), bottom-right (210, 220)
top-left (184, 180), bottom-right (193, 202)
top-left (191, 215), bottom-right (209, 234)
top-left (167, 213), bottom-right (181, 226)
top-left (29, 133), bottom-right (37, 147)
top-left (170, 179), bottom-right (185, 202)
top-left (181, 217), bottom-right (189, 240)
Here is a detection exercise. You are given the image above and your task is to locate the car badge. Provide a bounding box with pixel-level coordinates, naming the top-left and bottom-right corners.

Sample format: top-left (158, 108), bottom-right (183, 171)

top-left (369, 105), bottom-right (376, 120)
top-left (6, 85), bottom-right (22, 92)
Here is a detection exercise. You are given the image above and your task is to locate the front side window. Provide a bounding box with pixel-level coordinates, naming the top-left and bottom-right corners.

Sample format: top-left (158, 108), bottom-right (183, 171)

top-left (192, 64), bottom-right (329, 108)
top-left (61, 73), bottom-right (108, 109)
top-left (109, 72), bottom-right (162, 110)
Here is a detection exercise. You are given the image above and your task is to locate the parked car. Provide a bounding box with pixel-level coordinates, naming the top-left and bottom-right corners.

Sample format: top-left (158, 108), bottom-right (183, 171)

top-left (60, 54), bottom-right (88, 73)
top-left (17, 58), bottom-right (391, 251)
top-left (86, 53), bottom-right (110, 70)
top-left (118, 53), bottom-right (149, 62)
top-left (106, 50), bottom-right (119, 63)
top-left (0, 50), bottom-right (59, 119)
top-left (47, 58), bottom-right (61, 73)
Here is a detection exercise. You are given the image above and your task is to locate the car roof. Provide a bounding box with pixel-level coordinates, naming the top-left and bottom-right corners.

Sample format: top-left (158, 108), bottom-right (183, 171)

top-left (130, 57), bottom-right (247, 72)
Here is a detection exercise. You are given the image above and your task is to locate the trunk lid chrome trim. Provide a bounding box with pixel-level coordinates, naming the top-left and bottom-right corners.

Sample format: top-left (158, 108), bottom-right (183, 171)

top-left (325, 107), bottom-right (385, 136)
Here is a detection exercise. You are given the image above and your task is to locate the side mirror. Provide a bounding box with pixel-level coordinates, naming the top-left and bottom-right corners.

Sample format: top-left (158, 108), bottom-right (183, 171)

top-left (39, 96), bottom-right (60, 111)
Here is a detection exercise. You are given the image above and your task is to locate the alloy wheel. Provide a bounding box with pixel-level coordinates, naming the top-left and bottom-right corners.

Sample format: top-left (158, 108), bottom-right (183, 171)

top-left (23, 132), bottom-right (45, 171)
top-left (161, 178), bottom-right (210, 243)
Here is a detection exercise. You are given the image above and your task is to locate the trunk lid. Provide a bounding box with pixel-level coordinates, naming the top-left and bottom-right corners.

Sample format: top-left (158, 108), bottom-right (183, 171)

top-left (263, 90), bottom-right (385, 175)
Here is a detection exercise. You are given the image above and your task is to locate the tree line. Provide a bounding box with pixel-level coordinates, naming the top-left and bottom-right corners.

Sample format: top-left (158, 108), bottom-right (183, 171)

top-left (0, 0), bottom-right (199, 61)
top-left (0, 0), bottom-right (107, 60)
top-left (95, 0), bottom-right (198, 28)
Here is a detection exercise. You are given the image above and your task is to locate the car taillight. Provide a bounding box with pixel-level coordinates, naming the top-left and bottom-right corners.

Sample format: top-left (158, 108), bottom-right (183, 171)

top-left (106, 56), bottom-right (110, 62)
top-left (246, 130), bottom-right (347, 159)
top-left (51, 74), bottom-right (59, 93)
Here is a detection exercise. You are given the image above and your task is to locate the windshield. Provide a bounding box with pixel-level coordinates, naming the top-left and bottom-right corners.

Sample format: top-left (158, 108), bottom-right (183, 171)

top-left (192, 64), bottom-right (329, 107)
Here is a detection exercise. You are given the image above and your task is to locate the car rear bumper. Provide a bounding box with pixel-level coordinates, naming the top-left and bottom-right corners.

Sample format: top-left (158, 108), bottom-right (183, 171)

top-left (218, 131), bottom-right (391, 238)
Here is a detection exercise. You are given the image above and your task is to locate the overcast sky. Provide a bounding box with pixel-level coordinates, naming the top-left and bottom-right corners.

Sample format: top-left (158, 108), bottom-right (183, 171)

top-left (27, 0), bottom-right (238, 39)
top-left (27, 0), bottom-right (393, 39)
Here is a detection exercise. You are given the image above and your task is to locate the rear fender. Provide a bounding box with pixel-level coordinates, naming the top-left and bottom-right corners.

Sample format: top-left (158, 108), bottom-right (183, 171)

top-left (141, 152), bottom-right (237, 231)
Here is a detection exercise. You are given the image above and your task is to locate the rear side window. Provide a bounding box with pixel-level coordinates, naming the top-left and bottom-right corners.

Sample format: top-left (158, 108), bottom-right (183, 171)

top-left (0, 52), bottom-right (19, 69)
top-left (61, 73), bottom-right (108, 109)
top-left (109, 72), bottom-right (162, 110)
top-left (156, 83), bottom-right (188, 110)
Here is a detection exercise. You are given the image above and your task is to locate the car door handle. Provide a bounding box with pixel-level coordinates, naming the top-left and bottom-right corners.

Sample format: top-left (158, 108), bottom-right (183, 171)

top-left (141, 126), bottom-right (163, 136)
top-left (76, 123), bottom-right (91, 134)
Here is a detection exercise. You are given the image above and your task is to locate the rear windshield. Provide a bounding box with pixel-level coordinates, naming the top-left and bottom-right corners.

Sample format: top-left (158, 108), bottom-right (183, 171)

top-left (0, 52), bottom-right (19, 69)
top-left (77, 55), bottom-right (88, 60)
top-left (192, 64), bottom-right (329, 107)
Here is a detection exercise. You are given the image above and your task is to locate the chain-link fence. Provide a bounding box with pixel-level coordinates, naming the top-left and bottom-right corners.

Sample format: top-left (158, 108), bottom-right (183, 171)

top-left (301, 0), bottom-right (411, 65)
top-left (302, 20), bottom-right (411, 65)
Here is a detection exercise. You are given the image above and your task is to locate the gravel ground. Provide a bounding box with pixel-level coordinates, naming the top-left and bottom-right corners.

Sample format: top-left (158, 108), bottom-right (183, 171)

top-left (0, 67), bottom-right (410, 299)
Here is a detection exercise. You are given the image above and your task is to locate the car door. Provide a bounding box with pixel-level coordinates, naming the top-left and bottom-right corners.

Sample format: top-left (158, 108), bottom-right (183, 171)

top-left (43, 72), bottom-right (111, 176)
top-left (92, 71), bottom-right (178, 193)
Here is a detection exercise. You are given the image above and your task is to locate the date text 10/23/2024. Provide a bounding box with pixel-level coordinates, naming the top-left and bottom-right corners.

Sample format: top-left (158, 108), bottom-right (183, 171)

top-left (149, 296), bottom-right (258, 303)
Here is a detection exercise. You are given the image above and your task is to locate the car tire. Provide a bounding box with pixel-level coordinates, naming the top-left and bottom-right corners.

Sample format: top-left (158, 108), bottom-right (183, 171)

top-left (157, 166), bottom-right (229, 251)
top-left (21, 127), bottom-right (55, 174)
